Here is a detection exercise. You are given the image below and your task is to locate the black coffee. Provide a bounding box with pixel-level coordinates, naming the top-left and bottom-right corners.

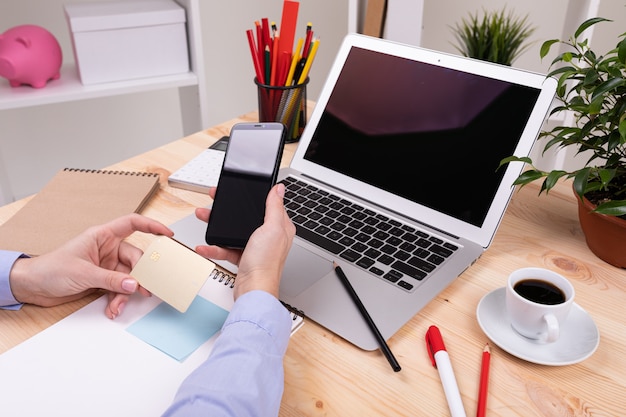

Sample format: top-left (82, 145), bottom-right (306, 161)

top-left (514, 279), bottom-right (566, 305)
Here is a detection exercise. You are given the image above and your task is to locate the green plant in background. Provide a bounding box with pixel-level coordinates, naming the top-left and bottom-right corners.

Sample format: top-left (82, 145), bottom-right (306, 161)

top-left (500, 17), bottom-right (626, 218)
top-left (450, 7), bottom-right (536, 66)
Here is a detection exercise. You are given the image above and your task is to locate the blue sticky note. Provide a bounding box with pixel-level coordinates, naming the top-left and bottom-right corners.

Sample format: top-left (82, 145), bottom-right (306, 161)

top-left (127, 296), bottom-right (229, 361)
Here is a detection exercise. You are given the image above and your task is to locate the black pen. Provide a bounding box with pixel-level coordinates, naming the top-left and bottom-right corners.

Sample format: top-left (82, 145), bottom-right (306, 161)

top-left (333, 261), bottom-right (401, 372)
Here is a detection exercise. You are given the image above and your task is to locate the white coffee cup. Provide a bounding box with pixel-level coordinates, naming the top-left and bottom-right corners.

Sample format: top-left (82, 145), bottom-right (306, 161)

top-left (505, 267), bottom-right (575, 343)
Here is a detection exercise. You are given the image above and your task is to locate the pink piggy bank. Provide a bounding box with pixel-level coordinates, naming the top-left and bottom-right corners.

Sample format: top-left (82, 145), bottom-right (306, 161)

top-left (0, 24), bottom-right (62, 88)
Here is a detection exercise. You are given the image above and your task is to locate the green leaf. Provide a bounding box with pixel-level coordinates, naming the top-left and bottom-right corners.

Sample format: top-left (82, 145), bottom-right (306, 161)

top-left (617, 35), bottom-right (626, 64)
top-left (547, 66), bottom-right (576, 79)
top-left (540, 39), bottom-right (560, 58)
top-left (574, 17), bottom-right (611, 39)
top-left (594, 200), bottom-right (626, 216)
top-left (591, 77), bottom-right (625, 101)
top-left (544, 170), bottom-right (568, 192)
top-left (598, 168), bottom-right (616, 186)
top-left (499, 155), bottom-right (532, 168)
top-left (513, 170), bottom-right (544, 186)
top-left (573, 168), bottom-right (591, 198)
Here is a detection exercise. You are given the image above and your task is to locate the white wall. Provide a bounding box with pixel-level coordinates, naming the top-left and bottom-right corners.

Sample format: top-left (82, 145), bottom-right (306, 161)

top-left (0, 0), bottom-right (352, 201)
top-left (421, 0), bottom-right (570, 73)
top-left (1, 0), bottom-right (623, 202)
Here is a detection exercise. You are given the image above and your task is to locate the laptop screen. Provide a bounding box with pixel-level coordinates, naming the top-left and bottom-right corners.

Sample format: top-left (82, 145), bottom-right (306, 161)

top-left (303, 46), bottom-right (541, 227)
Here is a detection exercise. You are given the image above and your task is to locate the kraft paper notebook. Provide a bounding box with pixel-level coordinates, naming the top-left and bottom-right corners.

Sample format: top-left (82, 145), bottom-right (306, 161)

top-left (0, 168), bottom-right (160, 256)
top-left (0, 266), bottom-right (304, 417)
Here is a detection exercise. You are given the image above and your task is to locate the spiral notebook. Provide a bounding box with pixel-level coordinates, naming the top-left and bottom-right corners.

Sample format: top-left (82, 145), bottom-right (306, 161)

top-left (0, 266), bottom-right (303, 416)
top-left (0, 168), bottom-right (160, 256)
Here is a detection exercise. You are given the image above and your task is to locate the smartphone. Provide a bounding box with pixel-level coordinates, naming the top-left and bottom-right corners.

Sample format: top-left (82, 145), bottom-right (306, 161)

top-left (205, 122), bottom-right (286, 248)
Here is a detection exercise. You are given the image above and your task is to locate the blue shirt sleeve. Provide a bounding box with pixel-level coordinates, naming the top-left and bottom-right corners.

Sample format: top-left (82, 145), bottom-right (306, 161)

top-left (162, 290), bottom-right (292, 417)
top-left (0, 250), bottom-right (25, 310)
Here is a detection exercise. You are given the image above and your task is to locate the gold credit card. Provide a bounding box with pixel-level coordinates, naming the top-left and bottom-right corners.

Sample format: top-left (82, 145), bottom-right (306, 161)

top-left (131, 237), bottom-right (215, 313)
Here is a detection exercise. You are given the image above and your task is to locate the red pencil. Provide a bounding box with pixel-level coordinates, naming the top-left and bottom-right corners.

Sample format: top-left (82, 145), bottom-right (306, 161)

top-left (476, 343), bottom-right (491, 417)
top-left (246, 29), bottom-right (264, 84)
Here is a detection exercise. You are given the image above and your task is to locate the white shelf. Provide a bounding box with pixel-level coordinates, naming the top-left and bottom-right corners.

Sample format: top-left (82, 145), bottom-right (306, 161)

top-left (0, 64), bottom-right (198, 110)
top-left (0, 0), bottom-right (207, 205)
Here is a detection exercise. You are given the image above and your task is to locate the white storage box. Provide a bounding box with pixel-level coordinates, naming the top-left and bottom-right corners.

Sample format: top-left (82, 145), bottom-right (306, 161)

top-left (64, 0), bottom-right (189, 85)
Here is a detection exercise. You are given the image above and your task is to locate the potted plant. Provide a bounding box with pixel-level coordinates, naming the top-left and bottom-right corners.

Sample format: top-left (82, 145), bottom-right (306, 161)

top-left (450, 7), bottom-right (536, 66)
top-left (501, 17), bottom-right (626, 268)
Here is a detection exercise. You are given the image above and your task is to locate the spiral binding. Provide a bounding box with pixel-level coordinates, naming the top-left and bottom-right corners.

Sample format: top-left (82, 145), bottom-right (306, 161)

top-left (63, 167), bottom-right (159, 177)
top-left (209, 268), bottom-right (304, 320)
top-left (281, 301), bottom-right (306, 321)
top-left (209, 268), bottom-right (236, 288)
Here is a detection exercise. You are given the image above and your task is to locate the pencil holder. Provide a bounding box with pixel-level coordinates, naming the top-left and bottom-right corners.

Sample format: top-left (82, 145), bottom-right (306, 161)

top-left (255, 77), bottom-right (308, 143)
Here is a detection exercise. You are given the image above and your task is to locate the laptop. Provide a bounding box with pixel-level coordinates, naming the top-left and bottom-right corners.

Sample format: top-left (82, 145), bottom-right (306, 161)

top-left (170, 33), bottom-right (556, 351)
top-left (274, 34), bottom-right (557, 351)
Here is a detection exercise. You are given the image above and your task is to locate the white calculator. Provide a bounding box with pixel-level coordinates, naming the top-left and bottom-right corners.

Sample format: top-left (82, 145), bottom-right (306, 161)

top-left (167, 136), bottom-right (228, 193)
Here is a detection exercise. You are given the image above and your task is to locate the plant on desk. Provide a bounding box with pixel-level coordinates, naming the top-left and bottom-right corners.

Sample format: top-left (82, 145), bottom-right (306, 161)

top-left (500, 17), bottom-right (626, 268)
top-left (449, 7), bottom-right (536, 66)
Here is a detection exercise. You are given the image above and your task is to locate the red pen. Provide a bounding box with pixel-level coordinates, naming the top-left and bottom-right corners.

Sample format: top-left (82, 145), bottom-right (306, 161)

top-left (426, 325), bottom-right (467, 417)
top-left (476, 343), bottom-right (491, 417)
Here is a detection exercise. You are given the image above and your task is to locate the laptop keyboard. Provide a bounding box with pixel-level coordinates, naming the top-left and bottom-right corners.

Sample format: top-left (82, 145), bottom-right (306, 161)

top-left (281, 176), bottom-right (459, 292)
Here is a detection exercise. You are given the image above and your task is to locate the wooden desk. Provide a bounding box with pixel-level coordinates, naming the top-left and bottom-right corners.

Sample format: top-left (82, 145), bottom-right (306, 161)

top-left (1, 112), bottom-right (625, 416)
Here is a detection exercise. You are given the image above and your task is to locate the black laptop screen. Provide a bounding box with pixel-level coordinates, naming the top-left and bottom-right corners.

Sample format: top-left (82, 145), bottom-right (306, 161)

top-left (303, 46), bottom-right (541, 227)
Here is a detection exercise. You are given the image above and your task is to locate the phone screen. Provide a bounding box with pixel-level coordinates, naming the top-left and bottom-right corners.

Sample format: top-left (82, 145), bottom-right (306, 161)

top-left (205, 123), bottom-right (286, 248)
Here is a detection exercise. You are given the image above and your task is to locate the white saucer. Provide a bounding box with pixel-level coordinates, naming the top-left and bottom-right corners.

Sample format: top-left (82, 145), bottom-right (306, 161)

top-left (476, 287), bottom-right (600, 366)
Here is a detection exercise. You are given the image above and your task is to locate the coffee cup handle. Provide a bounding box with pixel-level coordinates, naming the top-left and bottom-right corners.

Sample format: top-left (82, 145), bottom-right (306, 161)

top-left (543, 313), bottom-right (559, 343)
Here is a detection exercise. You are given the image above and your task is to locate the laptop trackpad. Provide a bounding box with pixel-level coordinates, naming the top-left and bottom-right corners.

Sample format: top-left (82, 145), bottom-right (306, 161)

top-left (281, 244), bottom-right (333, 297)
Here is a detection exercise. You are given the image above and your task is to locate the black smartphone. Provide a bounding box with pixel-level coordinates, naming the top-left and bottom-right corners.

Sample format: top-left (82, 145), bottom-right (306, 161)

top-left (205, 122), bottom-right (286, 248)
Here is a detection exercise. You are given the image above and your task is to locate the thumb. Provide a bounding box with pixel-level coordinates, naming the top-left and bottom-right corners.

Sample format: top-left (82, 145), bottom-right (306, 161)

top-left (86, 266), bottom-right (139, 294)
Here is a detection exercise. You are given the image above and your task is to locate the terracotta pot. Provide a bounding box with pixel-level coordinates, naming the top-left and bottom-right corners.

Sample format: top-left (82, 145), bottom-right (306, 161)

top-left (577, 192), bottom-right (626, 268)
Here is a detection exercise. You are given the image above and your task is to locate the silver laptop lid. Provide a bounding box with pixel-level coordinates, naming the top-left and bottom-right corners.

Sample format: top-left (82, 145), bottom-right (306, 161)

top-left (290, 34), bottom-right (557, 248)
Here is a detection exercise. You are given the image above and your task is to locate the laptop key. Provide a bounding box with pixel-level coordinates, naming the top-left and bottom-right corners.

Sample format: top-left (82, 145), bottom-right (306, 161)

top-left (304, 220), bottom-right (319, 229)
top-left (427, 254), bottom-right (445, 265)
top-left (398, 280), bottom-right (414, 290)
top-left (430, 244), bottom-right (453, 258)
top-left (383, 270), bottom-right (403, 283)
top-left (314, 225), bottom-right (331, 235)
top-left (394, 250), bottom-right (411, 261)
top-left (390, 261), bottom-right (428, 280)
top-left (370, 266), bottom-right (384, 276)
top-left (340, 249), bottom-right (361, 262)
top-left (380, 244), bottom-right (396, 254)
top-left (444, 242), bottom-right (459, 251)
top-left (327, 231), bottom-right (343, 241)
top-left (407, 256), bottom-right (436, 273)
top-left (292, 214), bottom-right (307, 225)
top-left (356, 257), bottom-right (375, 269)
top-left (352, 242), bottom-right (367, 252)
top-left (377, 254), bottom-right (394, 265)
top-left (294, 224), bottom-right (344, 254)
top-left (369, 238), bottom-right (384, 249)
top-left (339, 236), bottom-right (356, 246)
top-left (343, 227), bottom-right (358, 237)
top-left (373, 230), bottom-right (389, 240)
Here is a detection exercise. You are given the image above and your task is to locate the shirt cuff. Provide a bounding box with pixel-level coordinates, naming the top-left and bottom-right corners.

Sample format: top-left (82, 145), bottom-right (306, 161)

top-left (0, 251), bottom-right (26, 310)
top-left (223, 290), bottom-right (292, 356)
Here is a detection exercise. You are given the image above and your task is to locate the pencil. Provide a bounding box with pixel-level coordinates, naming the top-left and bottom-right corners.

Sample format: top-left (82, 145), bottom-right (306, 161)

top-left (476, 343), bottom-right (491, 417)
top-left (246, 29), bottom-right (264, 84)
top-left (285, 37), bottom-right (304, 86)
top-left (333, 261), bottom-right (401, 372)
top-left (297, 38), bottom-right (319, 85)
